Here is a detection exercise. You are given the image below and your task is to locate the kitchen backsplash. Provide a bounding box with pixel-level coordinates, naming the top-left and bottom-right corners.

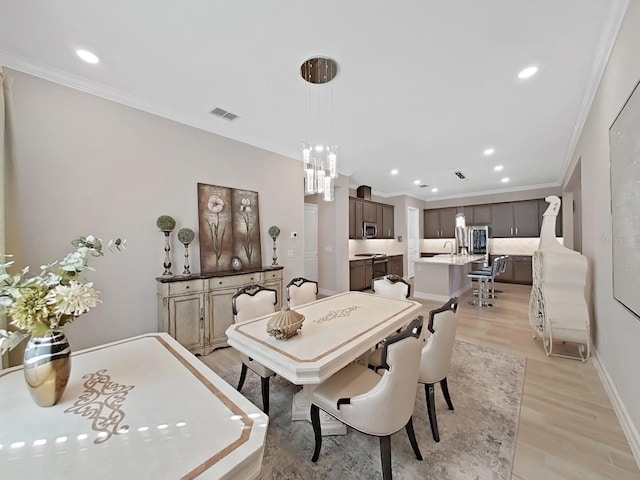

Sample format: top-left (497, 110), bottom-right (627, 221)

top-left (422, 237), bottom-right (563, 256)
top-left (349, 239), bottom-right (404, 256)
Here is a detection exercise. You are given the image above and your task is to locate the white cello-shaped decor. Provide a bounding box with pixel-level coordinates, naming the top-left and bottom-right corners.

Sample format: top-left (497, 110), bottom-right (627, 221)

top-left (528, 195), bottom-right (591, 361)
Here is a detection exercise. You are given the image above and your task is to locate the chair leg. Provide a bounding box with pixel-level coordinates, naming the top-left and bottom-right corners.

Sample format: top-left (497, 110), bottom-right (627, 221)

top-left (310, 404), bottom-right (322, 462)
top-left (440, 377), bottom-right (454, 411)
top-left (405, 417), bottom-right (423, 461)
top-left (260, 376), bottom-right (270, 415)
top-left (236, 363), bottom-right (248, 392)
top-left (425, 383), bottom-right (440, 442)
top-left (379, 435), bottom-right (392, 480)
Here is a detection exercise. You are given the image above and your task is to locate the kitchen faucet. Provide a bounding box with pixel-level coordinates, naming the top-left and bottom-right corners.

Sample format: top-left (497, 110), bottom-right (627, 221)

top-left (443, 240), bottom-right (454, 255)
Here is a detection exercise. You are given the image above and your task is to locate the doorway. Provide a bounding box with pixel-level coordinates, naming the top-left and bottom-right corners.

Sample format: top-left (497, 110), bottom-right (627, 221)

top-left (407, 207), bottom-right (420, 278)
top-left (304, 203), bottom-right (318, 281)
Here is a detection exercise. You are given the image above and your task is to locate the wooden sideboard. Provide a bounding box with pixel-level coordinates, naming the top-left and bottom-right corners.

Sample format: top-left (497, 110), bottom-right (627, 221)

top-left (156, 266), bottom-right (283, 355)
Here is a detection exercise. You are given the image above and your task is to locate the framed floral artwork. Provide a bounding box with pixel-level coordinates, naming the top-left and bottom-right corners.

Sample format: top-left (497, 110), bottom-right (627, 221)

top-left (197, 183), bottom-right (263, 272)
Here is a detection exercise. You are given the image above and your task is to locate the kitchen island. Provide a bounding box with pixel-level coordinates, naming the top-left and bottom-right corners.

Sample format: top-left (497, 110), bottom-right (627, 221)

top-left (411, 254), bottom-right (486, 302)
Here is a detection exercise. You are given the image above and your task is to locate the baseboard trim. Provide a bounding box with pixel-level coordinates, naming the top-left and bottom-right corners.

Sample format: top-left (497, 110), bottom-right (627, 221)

top-left (592, 349), bottom-right (640, 469)
top-left (318, 288), bottom-right (337, 297)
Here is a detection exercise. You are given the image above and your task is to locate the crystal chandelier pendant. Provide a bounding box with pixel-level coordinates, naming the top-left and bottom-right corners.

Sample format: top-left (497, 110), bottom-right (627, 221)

top-left (300, 57), bottom-right (339, 201)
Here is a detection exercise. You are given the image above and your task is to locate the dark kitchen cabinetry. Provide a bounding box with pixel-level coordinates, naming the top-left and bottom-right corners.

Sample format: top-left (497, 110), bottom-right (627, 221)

top-left (423, 207), bottom-right (457, 238)
top-left (349, 259), bottom-right (373, 290)
top-left (461, 204), bottom-right (492, 225)
top-left (491, 200), bottom-right (540, 237)
top-left (349, 197), bottom-right (395, 239)
top-left (491, 255), bottom-right (532, 285)
top-left (381, 205), bottom-right (394, 239)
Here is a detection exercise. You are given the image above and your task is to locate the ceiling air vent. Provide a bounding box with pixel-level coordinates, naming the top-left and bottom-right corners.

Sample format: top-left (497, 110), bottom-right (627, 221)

top-left (454, 171), bottom-right (466, 179)
top-left (419, 184), bottom-right (429, 188)
top-left (210, 107), bottom-right (239, 121)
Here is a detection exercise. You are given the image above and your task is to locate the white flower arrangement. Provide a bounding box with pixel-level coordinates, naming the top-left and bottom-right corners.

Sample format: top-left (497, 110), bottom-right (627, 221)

top-left (0, 235), bottom-right (126, 354)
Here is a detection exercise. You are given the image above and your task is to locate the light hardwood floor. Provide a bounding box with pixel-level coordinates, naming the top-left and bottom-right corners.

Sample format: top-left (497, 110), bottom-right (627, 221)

top-left (202, 283), bottom-right (640, 479)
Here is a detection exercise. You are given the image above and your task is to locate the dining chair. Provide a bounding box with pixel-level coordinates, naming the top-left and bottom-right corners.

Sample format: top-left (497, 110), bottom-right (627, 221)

top-left (310, 316), bottom-right (425, 480)
top-left (231, 283), bottom-right (278, 414)
top-left (285, 277), bottom-right (318, 307)
top-left (418, 297), bottom-right (459, 442)
top-left (367, 274), bottom-right (411, 370)
top-left (371, 274), bottom-right (411, 299)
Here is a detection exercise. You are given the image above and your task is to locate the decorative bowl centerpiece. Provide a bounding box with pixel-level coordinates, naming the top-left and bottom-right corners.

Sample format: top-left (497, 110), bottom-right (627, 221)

top-left (266, 305), bottom-right (304, 340)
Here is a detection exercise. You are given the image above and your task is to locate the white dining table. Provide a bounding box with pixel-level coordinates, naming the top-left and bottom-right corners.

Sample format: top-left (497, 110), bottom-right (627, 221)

top-left (225, 291), bottom-right (422, 435)
top-left (0, 333), bottom-right (268, 480)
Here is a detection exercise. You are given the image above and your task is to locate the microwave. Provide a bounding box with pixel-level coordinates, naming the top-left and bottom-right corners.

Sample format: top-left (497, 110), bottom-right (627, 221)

top-left (363, 222), bottom-right (378, 239)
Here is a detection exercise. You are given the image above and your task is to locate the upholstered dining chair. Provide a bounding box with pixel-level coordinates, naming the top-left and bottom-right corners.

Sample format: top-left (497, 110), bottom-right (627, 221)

top-left (310, 316), bottom-right (425, 480)
top-left (285, 277), bottom-right (318, 308)
top-left (418, 297), bottom-right (459, 442)
top-left (371, 274), bottom-right (411, 299)
top-left (367, 274), bottom-right (412, 370)
top-left (231, 284), bottom-right (278, 414)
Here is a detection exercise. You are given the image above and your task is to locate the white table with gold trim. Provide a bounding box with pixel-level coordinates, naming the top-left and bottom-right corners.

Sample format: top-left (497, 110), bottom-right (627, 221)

top-left (225, 291), bottom-right (422, 435)
top-left (0, 333), bottom-right (268, 479)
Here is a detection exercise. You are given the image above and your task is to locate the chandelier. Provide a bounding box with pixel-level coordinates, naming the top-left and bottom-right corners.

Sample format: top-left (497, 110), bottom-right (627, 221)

top-left (300, 56), bottom-right (338, 202)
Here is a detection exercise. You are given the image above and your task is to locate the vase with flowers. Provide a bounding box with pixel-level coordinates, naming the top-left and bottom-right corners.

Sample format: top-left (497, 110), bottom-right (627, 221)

top-left (0, 234), bottom-right (125, 407)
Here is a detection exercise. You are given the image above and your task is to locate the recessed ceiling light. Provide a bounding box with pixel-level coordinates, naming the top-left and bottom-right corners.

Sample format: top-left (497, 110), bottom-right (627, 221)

top-left (518, 66), bottom-right (538, 79)
top-left (501, 177), bottom-right (510, 183)
top-left (483, 148), bottom-right (495, 156)
top-left (431, 188), bottom-right (438, 193)
top-left (76, 49), bottom-right (99, 64)
top-left (390, 169), bottom-right (398, 175)
top-left (494, 165), bottom-right (504, 171)
top-left (413, 180), bottom-right (421, 185)
top-left (314, 145), bottom-right (324, 152)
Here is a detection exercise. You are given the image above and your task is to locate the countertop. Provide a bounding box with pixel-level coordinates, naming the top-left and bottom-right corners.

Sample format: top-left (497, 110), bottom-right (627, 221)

top-left (412, 254), bottom-right (485, 265)
top-left (349, 253), bottom-right (403, 262)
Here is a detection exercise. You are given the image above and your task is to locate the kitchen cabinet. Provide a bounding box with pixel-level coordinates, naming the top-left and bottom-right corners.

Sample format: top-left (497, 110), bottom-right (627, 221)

top-left (491, 255), bottom-right (532, 285)
top-left (349, 259), bottom-right (374, 290)
top-left (157, 267), bottom-right (283, 355)
top-left (423, 207), bottom-right (457, 238)
top-left (461, 204), bottom-right (492, 225)
top-left (349, 197), bottom-right (395, 239)
top-left (490, 200), bottom-right (540, 237)
top-left (381, 205), bottom-right (395, 239)
top-left (388, 255), bottom-right (403, 276)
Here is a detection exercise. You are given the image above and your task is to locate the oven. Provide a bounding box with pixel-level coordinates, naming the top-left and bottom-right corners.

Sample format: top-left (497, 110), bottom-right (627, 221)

top-left (372, 255), bottom-right (389, 278)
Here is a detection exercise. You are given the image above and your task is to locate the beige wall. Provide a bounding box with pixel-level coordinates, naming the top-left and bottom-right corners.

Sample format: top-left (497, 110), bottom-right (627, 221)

top-left (565, 0), bottom-right (640, 451)
top-left (7, 69), bottom-right (306, 354)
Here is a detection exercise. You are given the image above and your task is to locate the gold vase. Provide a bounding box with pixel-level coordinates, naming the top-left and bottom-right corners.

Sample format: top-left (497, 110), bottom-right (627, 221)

top-left (23, 331), bottom-right (72, 407)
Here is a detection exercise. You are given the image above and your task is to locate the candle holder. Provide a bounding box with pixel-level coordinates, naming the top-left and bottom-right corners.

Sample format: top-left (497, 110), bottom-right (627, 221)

top-left (156, 215), bottom-right (176, 276)
top-left (178, 228), bottom-right (195, 275)
top-left (268, 225), bottom-right (281, 267)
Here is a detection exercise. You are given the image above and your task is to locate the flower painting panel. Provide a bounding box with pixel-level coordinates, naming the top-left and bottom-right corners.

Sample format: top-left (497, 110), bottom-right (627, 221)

top-left (232, 189), bottom-right (262, 269)
top-left (198, 184), bottom-right (233, 272)
top-left (197, 184), bottom-right (263, 273)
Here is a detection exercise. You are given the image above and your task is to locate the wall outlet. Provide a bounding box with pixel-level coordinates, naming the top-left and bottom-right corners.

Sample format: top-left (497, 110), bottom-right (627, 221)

top-left (324, 246), bottom-right (333, 253)
top-left (287, 249), bottom-right (294, 258)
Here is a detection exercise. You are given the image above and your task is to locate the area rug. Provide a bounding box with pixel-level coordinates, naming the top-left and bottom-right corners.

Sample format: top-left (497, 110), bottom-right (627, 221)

top-left (212, 340), bottom-right (525, 480)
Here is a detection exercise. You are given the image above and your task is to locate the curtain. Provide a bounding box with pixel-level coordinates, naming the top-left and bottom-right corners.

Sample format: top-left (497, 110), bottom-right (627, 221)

top-left (0, 66), bottom-right (17, 369)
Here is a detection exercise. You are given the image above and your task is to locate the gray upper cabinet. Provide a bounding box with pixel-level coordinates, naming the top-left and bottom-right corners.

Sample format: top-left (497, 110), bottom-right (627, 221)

top-left (423, 207), bottom-right (457, 238)
top-left (491, 200), bottom-right (540, 237)
top-left (461, 204), bottom-right (492, 225)
top-left (490, 203), bottom-right (515, 237)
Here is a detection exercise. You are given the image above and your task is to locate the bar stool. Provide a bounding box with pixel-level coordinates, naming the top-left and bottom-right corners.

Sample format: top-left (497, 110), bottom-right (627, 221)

top-left (468, 259), bottom-right (501, 307)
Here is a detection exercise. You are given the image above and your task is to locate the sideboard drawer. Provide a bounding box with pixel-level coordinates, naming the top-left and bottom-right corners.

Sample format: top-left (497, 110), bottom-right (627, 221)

top-left (263, 269), bottom-right (282, 281)
top-left (208, 272), bottom-right (263, 290)
top-left (168, 279), bottom-right (204, 295)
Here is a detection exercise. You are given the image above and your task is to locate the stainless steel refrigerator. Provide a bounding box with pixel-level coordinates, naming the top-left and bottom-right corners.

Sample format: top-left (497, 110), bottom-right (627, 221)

top-left (468, 226), bottom-right (490, 266)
